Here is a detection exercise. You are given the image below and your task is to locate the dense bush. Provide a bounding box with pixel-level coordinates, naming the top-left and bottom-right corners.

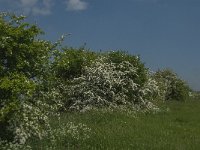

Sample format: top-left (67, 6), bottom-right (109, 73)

top-left (53, 47), bottom-right (98, 80)
top-left (0, 12), bottom-right (96, 148)
top-left (104, 51), bottom-right (148, 87)
top-left (0, 13), bottom-right (55, 148)
top-left (153, 69), bottom-right (190, 101)
top-left (0, 14), bottom-right (51, 78)
top-left (64, 56), bottom-right (159, 111)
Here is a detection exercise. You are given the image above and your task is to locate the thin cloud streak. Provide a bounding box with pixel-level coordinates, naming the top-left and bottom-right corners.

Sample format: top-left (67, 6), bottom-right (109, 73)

top-left (0, 0), bottom-right (54, 16)
top-left (0, 0), bottom-right (89, 15)
top-left (65, 0), bottom-right (88, 11)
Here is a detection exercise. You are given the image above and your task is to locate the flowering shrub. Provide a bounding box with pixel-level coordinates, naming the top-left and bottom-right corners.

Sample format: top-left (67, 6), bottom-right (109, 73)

top-left (0, 73), bottom-right (56, 149)
top-left (0, 73), bottom-right (35, 141)
top-left (65, 56), bottom-right (159, 111)
top-left (0, 140), bottom-right (32, 150)
top-left (105, 51), bottom-right (148, 86)
top-left (55, 122), bottom-right (91, 141)
top-left (38, 121), bottom-right (92, 150)
top-left (0, 12), bottom-right (57, 148)
top-left (0, 100), bottom-right (53, 149)
top-left (153, 69), bottom-right (190, 101)
top-left (141, 73), bottom-right (160, 100)
top-left (139, 73), bottom-right (160, 111)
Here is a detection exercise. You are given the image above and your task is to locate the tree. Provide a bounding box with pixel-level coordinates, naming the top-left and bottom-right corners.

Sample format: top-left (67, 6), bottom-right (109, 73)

top-left (0, 13), bottom-right (52, 78)
top-left (0, 12), bottom-right (53, 146)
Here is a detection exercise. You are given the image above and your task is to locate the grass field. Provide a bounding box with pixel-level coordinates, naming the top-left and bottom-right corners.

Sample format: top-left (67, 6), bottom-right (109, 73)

top-left (29, 99), bottom-right (200, 150)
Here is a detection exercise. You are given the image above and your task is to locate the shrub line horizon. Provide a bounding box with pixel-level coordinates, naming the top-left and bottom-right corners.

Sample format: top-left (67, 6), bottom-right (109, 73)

top-left (0, 12), bottom-right (192, 149)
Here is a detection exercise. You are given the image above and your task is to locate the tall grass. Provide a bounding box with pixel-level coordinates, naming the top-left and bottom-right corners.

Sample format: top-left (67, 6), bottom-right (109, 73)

top-left (28, 99), bottom-right (200, 150)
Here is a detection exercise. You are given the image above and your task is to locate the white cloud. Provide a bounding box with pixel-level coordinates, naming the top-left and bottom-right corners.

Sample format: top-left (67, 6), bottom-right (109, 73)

top-left (1, 0), bottom-right (54, 16)
top-left (66, 0), bottom-right (88, 11)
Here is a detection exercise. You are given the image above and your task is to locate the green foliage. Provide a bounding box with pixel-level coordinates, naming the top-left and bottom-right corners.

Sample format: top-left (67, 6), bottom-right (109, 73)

top-left (0, 12), bottom-right (54, 147)
top-left (0, 13), bottom-right (52, 78)
top-left (0, 72), bottom-right (35, 99)
top-left (0, 72), bottom-right (35, 124)
top-left (153, 69), bottom-right (190, 101)
top-left (105, 51), bottom-right (148, 87)
top-left (53, 47), bottom-right (98, 80)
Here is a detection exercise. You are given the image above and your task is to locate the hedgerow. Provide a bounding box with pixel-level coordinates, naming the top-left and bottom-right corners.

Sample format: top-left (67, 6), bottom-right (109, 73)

top-left (153, 69), bottom-right (190, 101)
top-left (62, 56), bottom-right (159, 112)
top-left (0, 12), bottom-right (192, 149)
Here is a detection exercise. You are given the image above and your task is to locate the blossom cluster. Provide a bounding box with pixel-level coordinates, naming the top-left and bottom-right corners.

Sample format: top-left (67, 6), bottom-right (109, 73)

top-left (65, 56), bottom-right (159, 112)
top-left (45, 121), bottom-right (92, 149)
top-left (153, 69), bottom-right (190, 101)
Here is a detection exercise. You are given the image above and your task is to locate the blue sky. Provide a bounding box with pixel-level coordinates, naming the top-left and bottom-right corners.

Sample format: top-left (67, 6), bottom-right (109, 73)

top-left (0, 0), bottom-right (200, 90)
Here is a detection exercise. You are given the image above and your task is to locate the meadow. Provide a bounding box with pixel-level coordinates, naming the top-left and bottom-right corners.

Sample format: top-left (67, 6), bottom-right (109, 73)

top-left (29, 99), bottom-right (200, 150)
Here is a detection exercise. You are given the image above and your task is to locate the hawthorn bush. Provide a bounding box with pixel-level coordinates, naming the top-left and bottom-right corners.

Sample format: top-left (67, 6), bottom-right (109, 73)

top-left (104, 51), bottom-right (148, 87)
top-left (63, 55), bottom-right (159, 111)
top-left (52, 50), bottom-right (158, 111)
top-left (153, 69), bottom-right (190, 101)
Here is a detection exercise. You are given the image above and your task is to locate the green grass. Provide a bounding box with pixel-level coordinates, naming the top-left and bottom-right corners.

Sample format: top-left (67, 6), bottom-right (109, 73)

top-left (29, 99), bottom-right (200, 149)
